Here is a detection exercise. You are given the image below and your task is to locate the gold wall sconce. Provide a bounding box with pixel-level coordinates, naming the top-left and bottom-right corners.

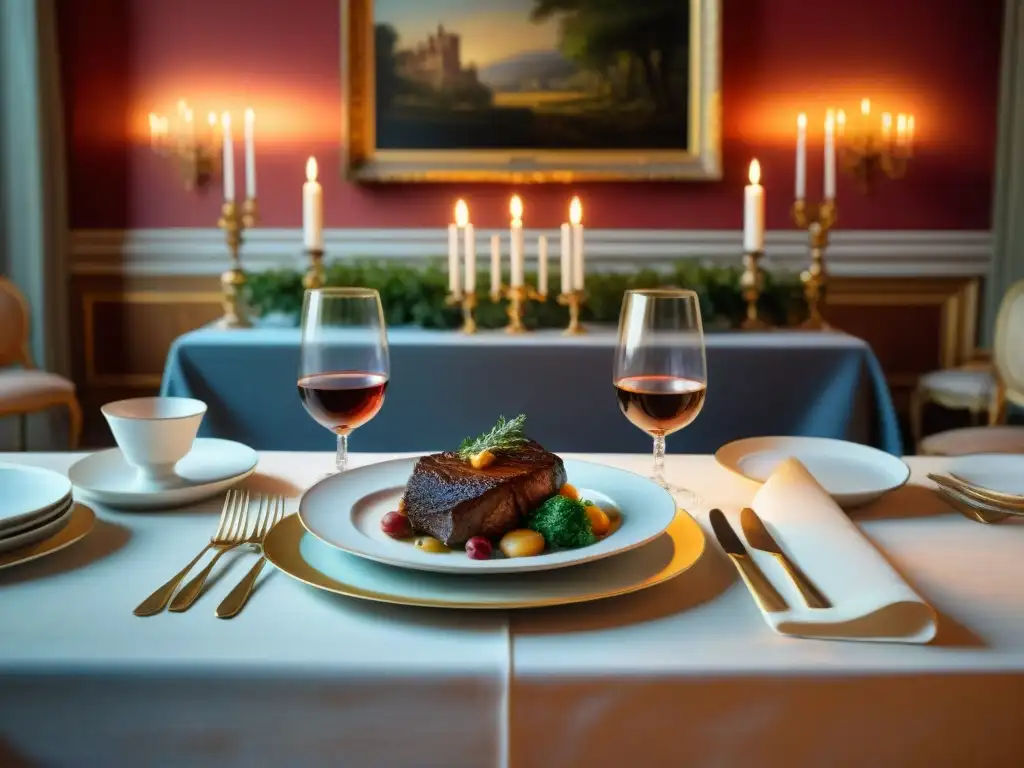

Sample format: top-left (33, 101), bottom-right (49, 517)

top-left (836, 99), bottom-right (915, 192)
top-left (149, 100), bottom-right (222, 191)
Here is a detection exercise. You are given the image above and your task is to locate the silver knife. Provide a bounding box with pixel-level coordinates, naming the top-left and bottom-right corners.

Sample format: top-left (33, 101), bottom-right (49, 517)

top-left (709, 508), bottom-right (788, 613)
top-left (741, 507), bottom-right (831, 609)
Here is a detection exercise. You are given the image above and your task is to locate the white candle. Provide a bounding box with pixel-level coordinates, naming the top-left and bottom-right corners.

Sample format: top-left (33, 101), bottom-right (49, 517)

top-left (221, 112), bottom-right (235, 202)
top-left (824, 110), bottom-right (836, 200)
top-left (795, 113), bottom-right (807, 201)
top-left (303, 157), bottom-right (324, 250)
top-left (244, 108), bottom-right (256, 199)
top-left (896, 113), bottom-right (908, 148)
top-left (510, 195), bottom-right (524, 287)
top-left (464, 224), bottom-right (476, 293)
top-left (490, 235), bottom-right (501, 296)
top-left (570, 197), bottom-right (584, 291)
top-left (743, 159), bottom-right (765, 253)
top-left (448, 224), bottom-right (460, 295)
top-left (148, 113), bottom-right (160, 151)
top-left (906, 115), bottom-right (915, 154)
top-left (560, 223), bottom-right (572, 295)
top-left (537, 235), bottom-right (548, 296)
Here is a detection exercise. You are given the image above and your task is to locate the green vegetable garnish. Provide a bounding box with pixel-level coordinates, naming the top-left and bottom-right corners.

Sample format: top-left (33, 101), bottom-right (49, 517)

top-left (528, 494), bottom-right (598, 549)
top-left (458, 414), bottom-right (528, 460)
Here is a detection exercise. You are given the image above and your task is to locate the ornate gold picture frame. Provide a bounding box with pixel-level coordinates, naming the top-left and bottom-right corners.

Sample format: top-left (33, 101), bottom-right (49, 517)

top-left (341, 0), bottom-right (722, 182)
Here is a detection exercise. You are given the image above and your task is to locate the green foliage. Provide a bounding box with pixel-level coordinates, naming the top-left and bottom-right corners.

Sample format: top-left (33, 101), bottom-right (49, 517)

top-left (458, 414), bottom-right (529, 460)
top-left (244, 258), bottom-right (806, 330)
top-left (528, 494), bottom-right (598, 549)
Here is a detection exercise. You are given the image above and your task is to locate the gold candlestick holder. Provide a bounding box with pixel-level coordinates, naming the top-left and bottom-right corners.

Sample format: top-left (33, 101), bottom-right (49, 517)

top-left (739, 251), bottom-right (770, 330)
top-left (446, 291), bottom-right (478, 334)
top-left (491, 283), bottom-right (545, 334)
top-left (557, 290), bottom-right (586, 335)
top-left (303, 248), bottom-right (325, 290)
top-left (215, 197), bottom-right (258, 329)
top-left (792, 198), bottom-right (837, 331)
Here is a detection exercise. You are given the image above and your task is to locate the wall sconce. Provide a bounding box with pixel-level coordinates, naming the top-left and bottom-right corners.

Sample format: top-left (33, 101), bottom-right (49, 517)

top-left (836, 98), bottom-right (915, 192)
top-left (149, 100), bottom-right (222, 191)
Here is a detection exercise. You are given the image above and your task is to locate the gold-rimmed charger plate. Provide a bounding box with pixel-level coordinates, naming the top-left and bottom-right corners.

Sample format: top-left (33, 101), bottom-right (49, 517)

top-left (264, 510), bottom-right (706, 610)
top-left (0, 504), bottom-right (96, 571)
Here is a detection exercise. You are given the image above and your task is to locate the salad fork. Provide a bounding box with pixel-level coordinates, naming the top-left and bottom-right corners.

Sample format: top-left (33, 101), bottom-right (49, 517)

top-left (215, 495), bottom-right (285, 619)
top-left (134, 490), bottom-right (249, 616)
top-left (167, 491), bottom-right (251, 612)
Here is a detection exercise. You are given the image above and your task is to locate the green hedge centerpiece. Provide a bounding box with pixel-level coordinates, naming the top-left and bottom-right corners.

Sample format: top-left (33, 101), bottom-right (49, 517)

top-left (246, 259), bottom-right (808, 330)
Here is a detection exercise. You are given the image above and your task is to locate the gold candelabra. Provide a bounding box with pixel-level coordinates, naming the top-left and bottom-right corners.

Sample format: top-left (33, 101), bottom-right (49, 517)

top-left (557, 290), bottom-right (586, 335)
top-left (303, 248), bottom-right (325, 290)
top-left (149, 105), bottom-right (221, 191)
top-left (446, 291), bottom-right (478, 334)
top-left (791, 198), bottom-right (836, 331)
top-left (838, 104), bottom-right (914, 193)
top-left (492, 283), bottom-right (545, 334)
top-left (216, 197), bottom-right (258, 329)
top-left (739, 251), bottom-right (770, 330)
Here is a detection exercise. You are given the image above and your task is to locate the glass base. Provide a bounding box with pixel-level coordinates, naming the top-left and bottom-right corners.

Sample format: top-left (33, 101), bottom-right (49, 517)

top-left (652, 477), bottom-right (701, 510)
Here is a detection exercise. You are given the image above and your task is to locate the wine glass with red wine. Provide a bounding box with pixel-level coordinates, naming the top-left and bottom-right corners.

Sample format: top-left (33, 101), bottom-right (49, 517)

top-left (298, 287), bottom-right (390, 474)
top-left (613, 289), bottom-right (707, 505)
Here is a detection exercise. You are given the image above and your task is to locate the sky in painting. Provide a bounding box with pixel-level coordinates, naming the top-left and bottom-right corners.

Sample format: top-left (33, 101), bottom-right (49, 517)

top-left (375, 0), bottom-right (560, 68)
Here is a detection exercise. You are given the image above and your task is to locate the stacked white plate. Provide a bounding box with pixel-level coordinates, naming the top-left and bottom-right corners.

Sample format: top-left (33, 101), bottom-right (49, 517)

top-left (0, 463), bottom-right (75, 555)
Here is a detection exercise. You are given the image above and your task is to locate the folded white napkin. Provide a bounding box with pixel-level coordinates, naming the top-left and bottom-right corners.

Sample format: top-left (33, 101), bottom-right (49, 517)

top-left (733, 458), bottom-right (937, 643)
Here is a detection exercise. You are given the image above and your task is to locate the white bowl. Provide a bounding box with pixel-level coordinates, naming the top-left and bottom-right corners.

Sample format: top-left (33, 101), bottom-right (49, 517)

top-left (101, 397), bottom-right (207, 487)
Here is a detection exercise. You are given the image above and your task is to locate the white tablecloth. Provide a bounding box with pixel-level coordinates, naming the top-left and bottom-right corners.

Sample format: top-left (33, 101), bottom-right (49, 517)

top-left (2, 452), bottom-right (1023, 767)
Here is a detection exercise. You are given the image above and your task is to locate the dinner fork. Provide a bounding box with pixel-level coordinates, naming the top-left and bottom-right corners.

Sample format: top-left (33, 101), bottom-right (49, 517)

top-left (133, 490), bottom-right (249, 616)
top-left (167, 491), bottom-right (251, 612)
top-left (215, 495), bottom-right (285, 619)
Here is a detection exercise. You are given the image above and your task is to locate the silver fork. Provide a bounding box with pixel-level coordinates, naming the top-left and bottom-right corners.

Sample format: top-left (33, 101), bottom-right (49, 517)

top-left (215, 495), bottom-right (285, 619)
top-left (134, 490), bottom-right (249, 617)
top-left (168, 491), bottom-right (251, 612)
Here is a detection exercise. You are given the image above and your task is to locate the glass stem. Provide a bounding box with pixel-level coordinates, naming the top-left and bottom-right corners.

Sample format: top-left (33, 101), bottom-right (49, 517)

top-left (336, 433), bottom-right (349, 473)
top-left (652, 433), bottom-right (666, 486)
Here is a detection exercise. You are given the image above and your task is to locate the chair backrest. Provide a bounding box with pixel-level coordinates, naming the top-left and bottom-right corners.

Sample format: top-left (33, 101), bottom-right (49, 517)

top-left (993, 279), bottom-right (1024, 407)
top-left (0, 277), bottom-right (32, 368)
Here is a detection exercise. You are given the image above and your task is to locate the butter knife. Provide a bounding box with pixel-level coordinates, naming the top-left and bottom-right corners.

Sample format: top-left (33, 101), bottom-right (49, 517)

top-left (709, 509), bottom-right (788, 613)
top-left (740, 507), bottom-right (831, 609)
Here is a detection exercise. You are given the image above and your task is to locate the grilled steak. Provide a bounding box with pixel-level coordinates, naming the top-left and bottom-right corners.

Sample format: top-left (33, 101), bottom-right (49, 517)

top-left (404, 440), bottom-right (566, 547)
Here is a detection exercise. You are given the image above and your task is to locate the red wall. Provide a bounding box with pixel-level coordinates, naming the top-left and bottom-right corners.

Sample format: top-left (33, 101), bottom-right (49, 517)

top-left (59, 0), bottom-right (1003, 231)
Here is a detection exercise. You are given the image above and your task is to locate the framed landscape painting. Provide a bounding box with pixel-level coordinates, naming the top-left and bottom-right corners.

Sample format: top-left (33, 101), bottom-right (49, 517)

top-left (341, 0), bottom-right (722, 182)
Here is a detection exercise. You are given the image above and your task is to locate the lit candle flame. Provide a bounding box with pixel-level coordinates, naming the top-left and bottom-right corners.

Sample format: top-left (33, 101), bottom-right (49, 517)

top-left (207, 112), bottom-right (217, 127)
top-left (837, 110), bottom-right (847, 135)
top-left (148, 112), bottom-right (159, 132)
top-left (455, 199), bottom-right (469, 227)
top-left (748, 159), bottom-right (761, 186)
top-left (825, 109), bottom-right (835, 131)
top-left (907, 115), bottom-right (916, 141)
top-left (861, 98), bottom-right (871, 116)
top-left (569, 197), bottom-right (582, 226)
top-left (183, 107), bottom-right (193, 124)
top-left (245, 108), bottom-right (255, 125)
top-left (510, 195), bottom-right (523, 222)
top-left (306, 156), bottom-right (318, 183)
top-left (797, 113), bottom-right (807, 130)
top-left (221, 111), bottom-right (231, 130)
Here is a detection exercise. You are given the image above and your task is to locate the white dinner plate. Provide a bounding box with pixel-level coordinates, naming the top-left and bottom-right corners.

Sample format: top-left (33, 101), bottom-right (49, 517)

top-left (0, 496), bottom-right (74, 555)
top-left (298, 457), bottom-right (678, 574)
top-left (715, 436), bottom-right (911, 508)
top-left (267, 510), bottom-right (706, 609)
top-left (68, 438), bottom-right (257, 510)
top-left (949, 454), bottom-right (1024, 498)
top-left (0, 462), bottom-right (73, 529)
top-left (0, 504), bottom-right (96, 571)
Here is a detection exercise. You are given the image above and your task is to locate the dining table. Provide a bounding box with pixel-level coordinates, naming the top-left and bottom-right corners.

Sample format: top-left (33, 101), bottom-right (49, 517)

top-left (1, 450), bottom-right (1022, 767)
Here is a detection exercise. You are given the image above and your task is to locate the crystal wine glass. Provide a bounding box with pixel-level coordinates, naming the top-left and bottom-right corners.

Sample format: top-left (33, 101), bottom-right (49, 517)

top-left (298, 288), bottom-right (390, 474)
top-left (613, 289), bottom-right (707, 505)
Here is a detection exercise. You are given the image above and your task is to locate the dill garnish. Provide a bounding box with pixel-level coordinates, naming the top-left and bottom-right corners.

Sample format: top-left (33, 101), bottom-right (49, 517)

top-left (457, 414), bottom-right (528, 460)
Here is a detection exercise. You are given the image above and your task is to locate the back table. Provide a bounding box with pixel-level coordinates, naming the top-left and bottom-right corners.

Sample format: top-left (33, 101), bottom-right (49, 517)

top-left (160, 328), bottom-right (903, 454)
top-left (0, 452), bottom-right (1021, 767)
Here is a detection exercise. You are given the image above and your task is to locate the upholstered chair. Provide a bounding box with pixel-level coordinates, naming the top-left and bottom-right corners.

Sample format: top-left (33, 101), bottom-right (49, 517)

top-left (0, 277), bottom-right (82, 449)
top-left (914, 279), bottom-right (1024, 454)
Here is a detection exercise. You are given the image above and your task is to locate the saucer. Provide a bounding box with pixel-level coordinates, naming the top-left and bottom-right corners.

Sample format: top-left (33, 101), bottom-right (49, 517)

top-left (68, 438), bottom-right (258, 510)
top-left (715, 436), bottom-right (910, 508)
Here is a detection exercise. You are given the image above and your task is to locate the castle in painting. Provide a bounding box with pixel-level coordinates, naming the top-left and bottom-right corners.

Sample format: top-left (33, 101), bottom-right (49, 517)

top-left (396, 25), bottom-right (479, 91)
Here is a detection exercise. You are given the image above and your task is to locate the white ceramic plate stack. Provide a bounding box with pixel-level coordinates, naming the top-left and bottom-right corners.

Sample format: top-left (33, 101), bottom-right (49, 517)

top-left (0, 463), bottom-right (76, 555)
top-left (263, 456), bottom-right (707, 609)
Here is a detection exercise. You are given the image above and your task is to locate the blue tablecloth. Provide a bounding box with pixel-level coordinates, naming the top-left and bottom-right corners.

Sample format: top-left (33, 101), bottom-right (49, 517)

top-left (161, 327), bottom-right (903, 455)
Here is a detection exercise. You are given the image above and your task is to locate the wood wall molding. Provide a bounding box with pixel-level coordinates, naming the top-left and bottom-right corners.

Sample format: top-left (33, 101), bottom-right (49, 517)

top-left (70, 228), bottom-right (993, 278)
